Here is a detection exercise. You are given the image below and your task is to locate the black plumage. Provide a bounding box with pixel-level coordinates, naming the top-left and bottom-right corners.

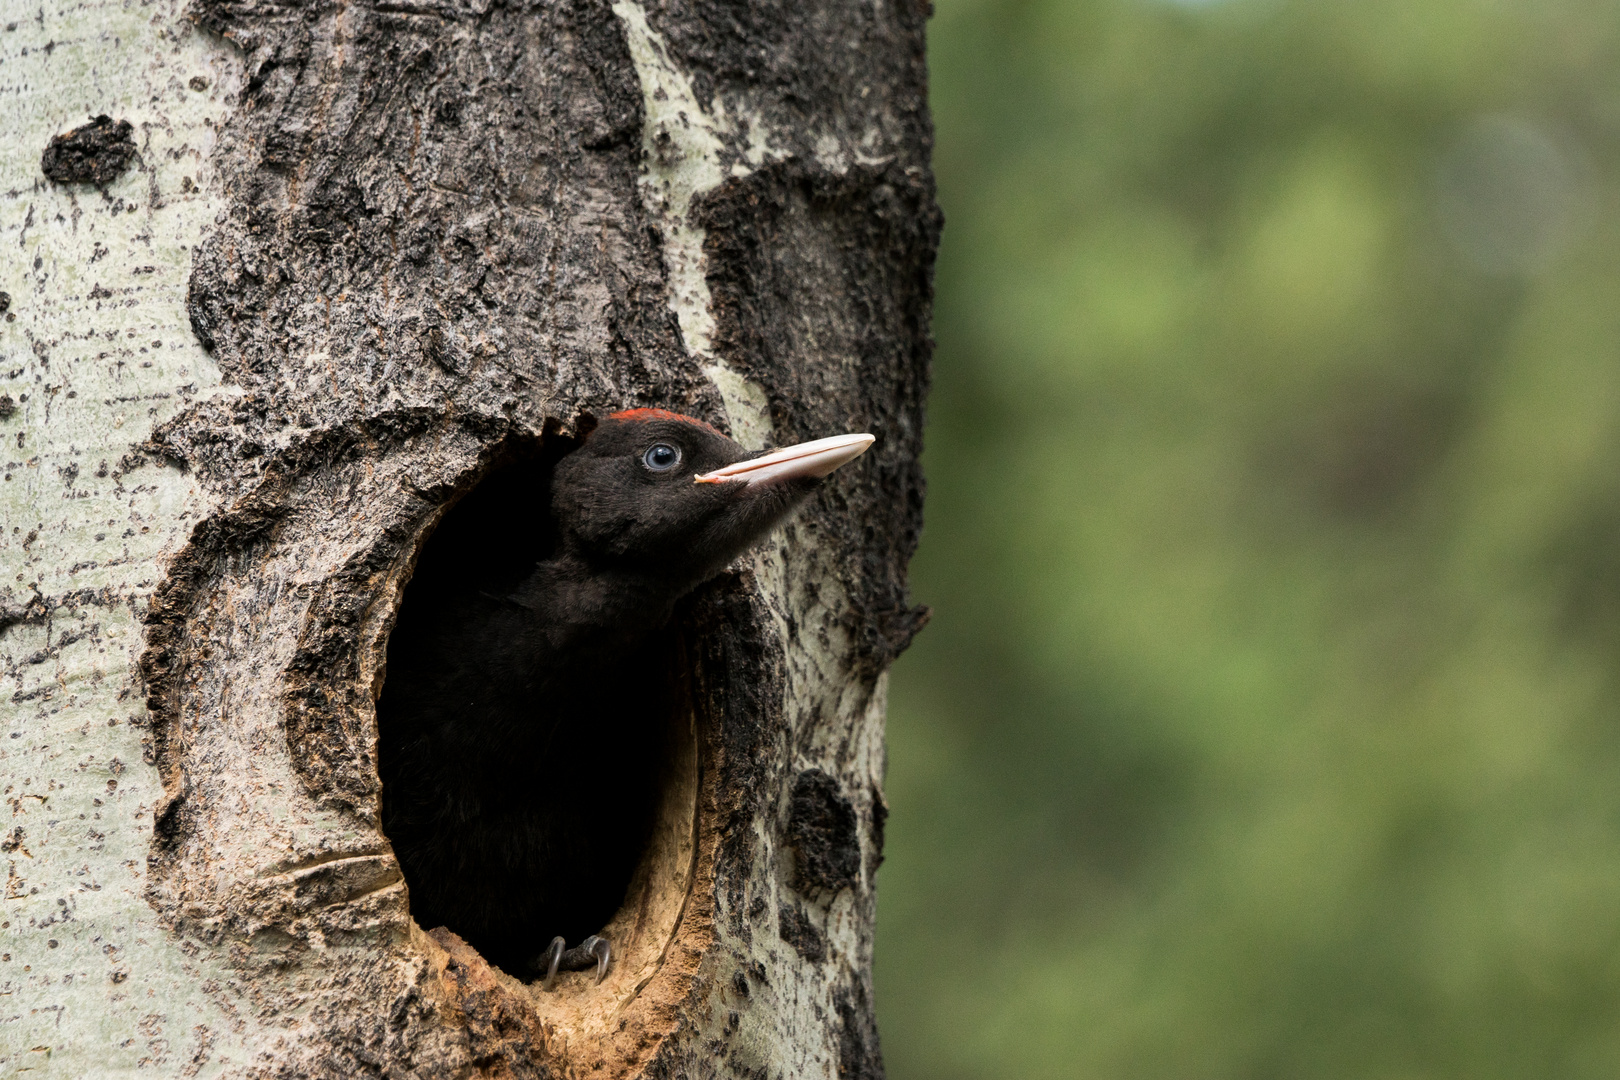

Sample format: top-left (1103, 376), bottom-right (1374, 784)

top-left (377, 410), bottom-right (872, 980)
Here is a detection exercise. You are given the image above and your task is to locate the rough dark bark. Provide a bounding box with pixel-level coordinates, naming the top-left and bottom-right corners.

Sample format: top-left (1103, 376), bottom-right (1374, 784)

top-left (114, 0), bottom-right (937, 1074)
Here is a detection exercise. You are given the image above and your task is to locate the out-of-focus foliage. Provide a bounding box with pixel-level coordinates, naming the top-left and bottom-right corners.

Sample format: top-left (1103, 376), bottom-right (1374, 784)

top-left (875, 0), bottom-right (1620, 1076)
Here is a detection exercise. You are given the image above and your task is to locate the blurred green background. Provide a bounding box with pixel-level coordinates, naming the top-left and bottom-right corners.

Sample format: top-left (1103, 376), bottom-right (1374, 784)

top-left (873, 0), bottom-right (1620, 1076)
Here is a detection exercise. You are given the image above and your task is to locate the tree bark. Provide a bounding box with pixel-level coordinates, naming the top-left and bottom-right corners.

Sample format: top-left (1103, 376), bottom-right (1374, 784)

top-left (2, 0), bottom-right (937, 1075)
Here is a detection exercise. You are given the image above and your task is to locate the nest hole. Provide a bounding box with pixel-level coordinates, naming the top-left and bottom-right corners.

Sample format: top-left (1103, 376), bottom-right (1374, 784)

top-left (375, 432), bottom-right (703, 996)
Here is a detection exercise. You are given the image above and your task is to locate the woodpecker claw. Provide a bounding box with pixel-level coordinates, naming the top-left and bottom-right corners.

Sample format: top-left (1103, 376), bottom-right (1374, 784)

top-left (539, 935), bottom-right (566, 991)
top-left (551, 934), bottom-right (612, 985)
top-left (588, 935), bottom-right (611, 984)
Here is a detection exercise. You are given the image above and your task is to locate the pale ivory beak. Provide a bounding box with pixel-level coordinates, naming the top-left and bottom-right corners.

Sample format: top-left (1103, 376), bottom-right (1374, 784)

top-left (695, 432), bottom-right (876, 486)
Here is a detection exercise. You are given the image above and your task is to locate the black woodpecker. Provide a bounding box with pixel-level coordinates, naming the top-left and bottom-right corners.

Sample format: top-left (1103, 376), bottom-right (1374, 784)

top-left (377, 409), bottom-right (874, 985)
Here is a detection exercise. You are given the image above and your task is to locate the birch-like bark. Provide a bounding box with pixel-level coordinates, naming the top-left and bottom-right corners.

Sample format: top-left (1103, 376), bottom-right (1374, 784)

top-left (1, 0), bottom-right (936, 1074)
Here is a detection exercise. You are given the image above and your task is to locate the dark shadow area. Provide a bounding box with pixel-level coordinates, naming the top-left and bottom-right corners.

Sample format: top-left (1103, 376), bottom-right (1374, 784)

top-left (375, 432), bottom-right (685, 978)
top-left (397, 436), bottom-right (577, 602)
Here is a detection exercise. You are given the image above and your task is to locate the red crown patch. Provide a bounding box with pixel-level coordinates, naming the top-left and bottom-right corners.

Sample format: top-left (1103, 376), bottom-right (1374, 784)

top-left (606, 408), bottom-right (724, 436)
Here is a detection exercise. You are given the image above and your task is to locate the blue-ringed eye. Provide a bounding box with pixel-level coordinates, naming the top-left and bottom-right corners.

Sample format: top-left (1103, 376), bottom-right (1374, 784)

top-left (643, 443), bottom-right (681, 472)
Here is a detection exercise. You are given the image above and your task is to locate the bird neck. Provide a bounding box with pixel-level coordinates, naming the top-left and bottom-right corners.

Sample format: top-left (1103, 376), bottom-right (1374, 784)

top-left (509, 552), bottom-right (689, 650)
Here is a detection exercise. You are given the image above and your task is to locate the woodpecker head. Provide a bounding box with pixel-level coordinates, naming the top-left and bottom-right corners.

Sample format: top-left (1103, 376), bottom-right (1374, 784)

top-left (552, 409), bottom-right (874, 585)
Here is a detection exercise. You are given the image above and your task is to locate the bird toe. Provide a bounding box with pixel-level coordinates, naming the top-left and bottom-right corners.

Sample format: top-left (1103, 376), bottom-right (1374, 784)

top-left (551, 934), bottom-right (612, 985)
top-left (536, 935), bottom-right (566, 990)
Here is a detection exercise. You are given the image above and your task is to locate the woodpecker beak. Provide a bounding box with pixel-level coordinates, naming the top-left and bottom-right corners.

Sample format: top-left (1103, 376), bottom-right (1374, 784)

top-left (695, 433), bottom-right (876, 486)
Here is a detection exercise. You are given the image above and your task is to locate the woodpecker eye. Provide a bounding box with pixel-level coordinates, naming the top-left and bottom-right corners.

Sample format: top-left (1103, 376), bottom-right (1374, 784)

top-left (642, 443), bottom-right (681, 472)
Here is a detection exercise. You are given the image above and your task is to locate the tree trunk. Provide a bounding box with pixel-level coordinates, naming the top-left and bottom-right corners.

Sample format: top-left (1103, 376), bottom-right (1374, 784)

top-left (2, 0), bottom-right (937, 1075)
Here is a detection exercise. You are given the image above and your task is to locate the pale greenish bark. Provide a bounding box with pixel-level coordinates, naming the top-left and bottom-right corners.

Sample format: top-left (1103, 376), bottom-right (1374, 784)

top-left (0, 5), bottom-right (246, 1073)
top-left (611, 0), bottom-right (775, 452)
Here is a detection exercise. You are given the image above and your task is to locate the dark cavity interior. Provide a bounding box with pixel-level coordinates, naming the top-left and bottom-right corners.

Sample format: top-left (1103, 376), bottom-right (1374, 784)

top-left (376, 435), bottom-right (681, 978)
